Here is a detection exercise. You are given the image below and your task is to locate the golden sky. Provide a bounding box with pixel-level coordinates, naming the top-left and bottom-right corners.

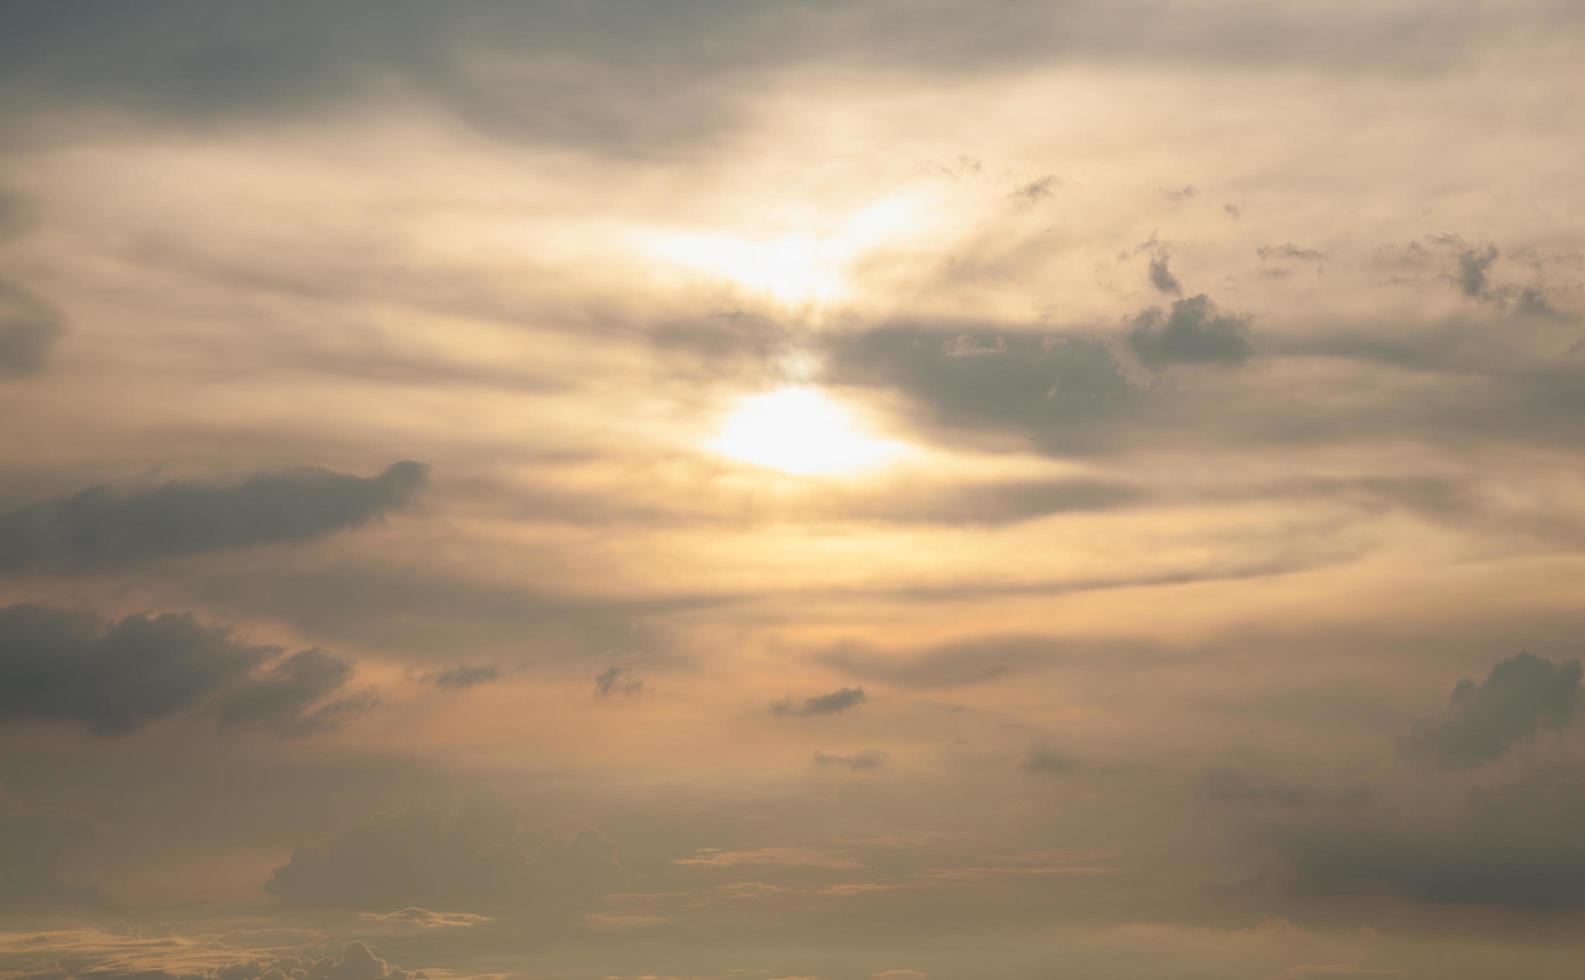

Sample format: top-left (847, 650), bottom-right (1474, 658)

top-left (2, 3), bottom-right (1585, 978)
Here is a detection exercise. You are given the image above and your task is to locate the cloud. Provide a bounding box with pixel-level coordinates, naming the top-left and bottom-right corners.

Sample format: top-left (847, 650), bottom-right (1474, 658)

top-left (0, 603), bottom-right (369, 736)
top-left (0, 931), bottom-right (419, 980)
top-left (1148, 253), bottom-right (1183, 296)
top-left (1258, 243), bottom-right (1327, 262)
top-left (813, 750), bottom-right (887, 771)
top-left (673, 847), bottom-right (864, 870)
top-left (266, 795), bottom-right (628, 912)
top-left (215, 648), bottom-right (377, 736)
top-left (1403, 652), bottom-right (1581, 769)
top-left (0, 461), bottom-right (427, 573)
top-left (1454, 244), bottom-right (1499, 298)
top-left (430, 663), bottom-right (499, 690)
top-left (356, 907), bottom-right (491, 929)
top-left (595, 666), bottom-right (645, 697)
top-left (1279, 765), bottom-right (1585, 908)
top-left (0, 278), bottom-right (62, 378)
top-left (823, 324), bottom-right (1135, 450)
top-left (1128, 294), bottom-right (1252, 367)
top-left (821, 636), bottom-right (1072, 689)
top-left (771, 687), bottom-right (866, 717)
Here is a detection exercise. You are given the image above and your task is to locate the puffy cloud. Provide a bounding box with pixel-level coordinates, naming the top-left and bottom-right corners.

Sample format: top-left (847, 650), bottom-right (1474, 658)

top-left (771, 687), bottom-right (866, 717)
top-left (265, 796), bottom-right (628, 913)
top-left (1128, 294), bottom-right (1252, 367)
top-left (0, 603), bottom-right (369, 736)
top-left (0, 462), bottom-right (427, 573)
top-left (1403, 652), bottom-right (1581, 769)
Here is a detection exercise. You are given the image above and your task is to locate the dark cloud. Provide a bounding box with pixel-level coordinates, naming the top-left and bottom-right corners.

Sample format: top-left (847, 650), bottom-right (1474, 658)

top-left (1148, 253), bottom-right (1184, 296)
top-left (0, 604), bottom-right (265, 735)
top-left (1128, 294), bottom-right (1252, 367)
top-left (266, 796), bottom-right (628, 913)
top-left (431, 664), bottom-right (500, 690)
top-left (0, 278), bottom-right (63, 378)
top-left (1403, 652), bottom-right (1581, 769)
top-left (0, 1), bottom-right (1560, 162)
top-left (813, 749), bottom-right (888, 771)
top-left (771, 687), bottom-right (867, 717)
top-left (216, 648), bottom-right (377, 736)
top-left (824, 324), bottom-right (1135, 449)
top-left (1280, 766), bottom-right (1585, 908)
top-left (0, 461), bottom-right (427, 573)
top-left (1455, 244), bottom-right (1500, 298)
top-left (594, 667), bottom-right (645, 697)
top-left (0, 603), bottom-right (368, 737)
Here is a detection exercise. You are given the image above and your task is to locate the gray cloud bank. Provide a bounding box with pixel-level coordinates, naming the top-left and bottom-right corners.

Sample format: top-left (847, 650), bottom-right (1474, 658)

top-left (0, 461), bottom-right (426, 573)
top-left (0, 603), bottom-right (370, 736)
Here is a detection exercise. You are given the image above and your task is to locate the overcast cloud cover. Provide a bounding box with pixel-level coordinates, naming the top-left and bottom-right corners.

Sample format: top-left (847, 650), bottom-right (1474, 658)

top-left (1, 2), bottom-right (1584, 978)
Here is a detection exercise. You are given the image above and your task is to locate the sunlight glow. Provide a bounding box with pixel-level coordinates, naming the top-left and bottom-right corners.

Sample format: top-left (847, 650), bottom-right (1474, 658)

top-left (639, 195), bottom-right (924, 303)
top-left (708, 386), bottom-right (904, 476)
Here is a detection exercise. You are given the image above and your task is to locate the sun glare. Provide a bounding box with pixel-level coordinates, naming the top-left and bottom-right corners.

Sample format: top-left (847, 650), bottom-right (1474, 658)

top-left (708, 386), bottom-right (904, 476)
top-left (640, 195), bottom-right (924, 304)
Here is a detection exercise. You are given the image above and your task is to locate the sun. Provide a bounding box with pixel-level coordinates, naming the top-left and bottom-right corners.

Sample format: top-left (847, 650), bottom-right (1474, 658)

top-left (707, 386), bottom-right (904, 476)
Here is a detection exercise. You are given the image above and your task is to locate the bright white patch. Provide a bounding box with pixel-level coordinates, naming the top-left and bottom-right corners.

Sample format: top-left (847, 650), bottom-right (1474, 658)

top-left (639, 195), bottom-right (924, 303)
top-left (708, 386), bottom-right (903, 476)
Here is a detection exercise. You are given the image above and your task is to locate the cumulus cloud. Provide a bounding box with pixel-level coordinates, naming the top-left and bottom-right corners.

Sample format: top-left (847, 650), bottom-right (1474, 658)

top-left (1403, 652), bottom-right (1581, 769)
top-left (0, 462), bottom-right (427, 573)
top-left (1128, 294), bottom-right (1252, 367)
top-left (0, 278), bottom-right (62, 378)
top-left (771, 687), bottom-right (866, 717)
top-left (266, 796), bottom-right (628, 913)
top-left (0, 603), bottom-right (369, 736)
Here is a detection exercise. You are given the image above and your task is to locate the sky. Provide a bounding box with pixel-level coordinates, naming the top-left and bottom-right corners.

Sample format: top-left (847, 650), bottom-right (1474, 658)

top-left (1, 2), bottom-right (1584, 978)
